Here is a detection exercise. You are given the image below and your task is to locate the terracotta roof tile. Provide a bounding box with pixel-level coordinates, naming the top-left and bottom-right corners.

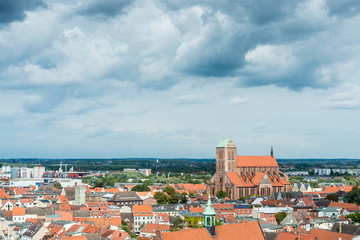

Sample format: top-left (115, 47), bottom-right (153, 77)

top-left (12, 207), bottom-right (25, 216)
top-left (237, 156), bottom-right (278, 167)
top-left (310, 228), bottom-right (354, 240)
top-left (226, 172), bottom-right (253, 187)
top-left (133, 205), bottom-right (153, 216)
top-left (161, 221), bottom-right (264, 240)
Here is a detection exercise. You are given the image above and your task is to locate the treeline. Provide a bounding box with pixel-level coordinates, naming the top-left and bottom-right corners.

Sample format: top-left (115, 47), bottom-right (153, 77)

top-left (0, 158), bottom-right (216, 174)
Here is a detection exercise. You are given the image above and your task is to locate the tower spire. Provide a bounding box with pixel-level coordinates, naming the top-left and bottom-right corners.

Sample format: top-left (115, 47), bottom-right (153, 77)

top-left (203, 193), bottom-right (216, 236)
top-left (271, 145), bottom-right (274, 158)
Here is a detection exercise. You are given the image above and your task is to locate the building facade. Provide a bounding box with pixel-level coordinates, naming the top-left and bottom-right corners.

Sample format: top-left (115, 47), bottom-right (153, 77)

top-left (208, 139), bottom-right (291, 199)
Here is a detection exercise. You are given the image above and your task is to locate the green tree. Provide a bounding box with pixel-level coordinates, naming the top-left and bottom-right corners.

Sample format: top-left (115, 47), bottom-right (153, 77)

top-left (142, 179), bottom-right (153, 186)
top-left (164, 186), bottom-right (177, 195)
top-left (344, 186), bottom-right (360, 205)
top-left (215, 219), bottom-right (223, 226)
top-left (189, 192), bottom-right (195, 197)
top-left (131, 184), bottom-right (150, 192)
top-left (168, 194), bottom-right (180, 204)
top-left (154, 192), bottom-right (169, 204)
top-left (216, 190), bottom-right (228, 199)
top-left (325, 193), bottom-right (339, 202)
top-left (346, 212), bottom-right (360, 223)
top-left (309, 181), bottom-right (319, 188)
top-left (180, 192), bottom-right (187, 204)
top-left (172, 217), bottom-right (184, 229)
top-left (121, 221), bottom-right (136, 238)
top-left (55, 182), bottom-right (62, 189)
top-left (275, 212), bottom-right (287, 224)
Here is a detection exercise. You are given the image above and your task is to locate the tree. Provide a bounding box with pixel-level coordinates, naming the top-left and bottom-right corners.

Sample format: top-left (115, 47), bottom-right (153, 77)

top-left (275, 212), bottom-right (287, 224)
top-left (142, 179), bottom-right (153, 186)
top-left (325, 193), bottom-right (339, 202)
top-left (172, 217), bottom-right (184, 229)
top-left (216, 190), bottom-right (228, 199)
top-left (189, 192), bottom-right (195, 197)
top-left (121, 221), bottom-right (136, 238)
top-left (180, 192), bottom-right (187, 204)
top-left (309, 181), bottom-right (319, 188)
top-left (168, 194), bottom-right (180, 204)
top-left (215, 219), bottom-right (223, 226)
top-left (154, 192), bottom-right (169, 204)
top-left (346, 212), bottom-right (360, 224)
top-left (131, 184), bottom-right (150, 192)
top-left (55, 182), bottom-right (62, 189)
top-left (344, 186), bottom-right (360, 205)
top-left (164, 186), bottom-right (177, 196)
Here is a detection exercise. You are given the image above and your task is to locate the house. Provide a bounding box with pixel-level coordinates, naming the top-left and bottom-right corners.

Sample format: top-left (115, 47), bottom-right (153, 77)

top-left (331, 223), bottom-right (360, 235)
top-left (310, 227), bottom-right (356, 240)
top-left (133, 205), bottom-right (155, 233)
top-left (20, 223), bottom-right (47, 240)
top-left (281, 212), bottom-right (311, 231)
top-left (12, 207), bottom-right (26, 222)
top-left (139, 223), bottom-right (170, 238)
top-left (293, 183), bottom-right (313, 193)
top-left (109, 192), bottom-right (143, 206)
top-left (136, 192), bottom-right (157, 205)
top-left (86, 192), bottom-right (114, 203)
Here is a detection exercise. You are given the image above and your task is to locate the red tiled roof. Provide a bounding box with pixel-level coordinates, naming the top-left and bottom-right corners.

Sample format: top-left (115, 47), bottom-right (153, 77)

top-left (12, 207), bottom-right (25, 216)
top-left (189, 207), bottom-right (205, 213)
top-left (329, 202), bottom-right (360, 211)
top-left (226, 172), bottom-right (253, 187)
top-left (133, 205), bottom-right (153, 216)
top-left (161, 221), bottom-right (265, 240)
top-left (237, 156), bottom-right (278, 167)
top-left (310, 228), bottom-right (354, 240)
top-left (0, 189), bottom-right (11, 199)
top-left (61, 236), bottom-right (87, 240)
top-left (277, 232), bottom-right (316, 240)
top-left (252, 172), bottom-right (265, 185)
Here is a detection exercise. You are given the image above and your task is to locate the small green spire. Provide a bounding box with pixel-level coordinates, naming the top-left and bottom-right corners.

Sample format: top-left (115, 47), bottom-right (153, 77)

top-left (203, 193), bottom-right (216, 229)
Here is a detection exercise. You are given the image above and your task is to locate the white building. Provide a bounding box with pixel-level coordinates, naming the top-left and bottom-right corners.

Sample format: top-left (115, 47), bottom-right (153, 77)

top-left (33, 165), bottom-right (45, 178)
top-left (133, 205), bottom-right (155, 233)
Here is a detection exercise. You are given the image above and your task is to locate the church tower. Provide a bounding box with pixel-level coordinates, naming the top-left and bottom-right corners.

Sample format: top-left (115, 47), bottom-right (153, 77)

top-left (203, 194), bottom-right (216, 237)
top-left (216, 139), bottom-right (237, 172)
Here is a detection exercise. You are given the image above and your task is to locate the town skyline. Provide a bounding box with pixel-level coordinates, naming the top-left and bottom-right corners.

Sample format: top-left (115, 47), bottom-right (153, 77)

top-left (1, 0), bottom-right (360, 159)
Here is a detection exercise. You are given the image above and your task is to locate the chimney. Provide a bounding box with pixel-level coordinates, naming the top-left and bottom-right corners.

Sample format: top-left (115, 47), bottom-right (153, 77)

top-left (339, 223), bottom-right (342, 233)
top-left (155, 228), bottom-right (162, 240)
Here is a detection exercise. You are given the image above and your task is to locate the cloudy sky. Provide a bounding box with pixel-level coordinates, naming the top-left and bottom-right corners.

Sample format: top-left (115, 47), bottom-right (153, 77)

top-left (0, 0), bottom-right (360, 159)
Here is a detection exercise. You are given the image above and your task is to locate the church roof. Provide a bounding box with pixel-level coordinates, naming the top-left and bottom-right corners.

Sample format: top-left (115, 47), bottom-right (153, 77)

top-left (216, 139), bottom-right (232, 147)
top-left (236, 156), bottom-right (278, 167)
top-left (226, 172), bottom-right (253, 187)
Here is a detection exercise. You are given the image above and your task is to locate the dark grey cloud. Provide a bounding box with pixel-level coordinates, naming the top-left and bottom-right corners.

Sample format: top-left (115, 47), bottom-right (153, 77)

top-left (0, 0), bottom-right (46, 24)
top-left (326, 0), bottom-right (360, 17)
top-left (76, 0), bottom-right (133, 19)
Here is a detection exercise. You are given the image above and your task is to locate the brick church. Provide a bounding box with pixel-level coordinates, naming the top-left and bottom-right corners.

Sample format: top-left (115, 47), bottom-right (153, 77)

top-left (208, 139), bottom-right (291, 199)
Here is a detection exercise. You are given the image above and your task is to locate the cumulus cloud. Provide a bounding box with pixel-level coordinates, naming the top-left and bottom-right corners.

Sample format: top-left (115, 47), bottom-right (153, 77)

top-left (75, 0), bottom-right (133, 19)
top-left (0, 0), bottom-right (360, 158)
top-left (0, 0), bottom-right (46, 25)
top-left (173, 94), bottom-right (203, 105)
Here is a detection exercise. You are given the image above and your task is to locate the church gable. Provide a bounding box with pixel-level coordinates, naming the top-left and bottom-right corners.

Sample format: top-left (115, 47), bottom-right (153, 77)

top-left (259, 174), bottom-right (272, 185)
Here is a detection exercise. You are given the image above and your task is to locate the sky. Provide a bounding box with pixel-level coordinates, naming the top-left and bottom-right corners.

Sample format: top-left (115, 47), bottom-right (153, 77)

top-left (0, 0), bottom-right (360, 159)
